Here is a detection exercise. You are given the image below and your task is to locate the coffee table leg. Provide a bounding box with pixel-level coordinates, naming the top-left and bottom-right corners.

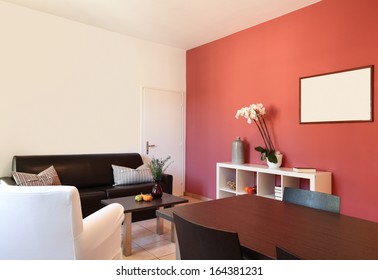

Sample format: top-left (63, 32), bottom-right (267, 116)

top-left (156, 207), bottom-right (164, 235)
top-left (123, 212), bottom-right (132, 257)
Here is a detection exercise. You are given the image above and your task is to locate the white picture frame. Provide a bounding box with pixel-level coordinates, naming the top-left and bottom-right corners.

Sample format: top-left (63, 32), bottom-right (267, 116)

top-left (300, 65), bottom-right (374, 123)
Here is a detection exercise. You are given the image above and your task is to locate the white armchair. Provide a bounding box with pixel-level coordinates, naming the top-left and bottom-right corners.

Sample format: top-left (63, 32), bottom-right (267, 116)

top-left (0, 185), bottom-right (124, 260)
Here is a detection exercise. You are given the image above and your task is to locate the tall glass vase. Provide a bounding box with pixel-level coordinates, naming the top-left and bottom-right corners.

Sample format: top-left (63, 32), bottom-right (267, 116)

top-left (151, 180), bottom-right (163, 199)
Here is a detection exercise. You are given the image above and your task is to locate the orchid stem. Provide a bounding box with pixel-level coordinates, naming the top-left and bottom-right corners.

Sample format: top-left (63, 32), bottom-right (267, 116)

top-left (260, 116), bottom-right (275, 151)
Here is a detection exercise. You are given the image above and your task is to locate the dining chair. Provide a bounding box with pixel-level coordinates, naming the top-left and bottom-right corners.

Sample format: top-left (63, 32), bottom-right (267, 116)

top-left (173, 212), bottom-right (243, 260)
top-left (283, 187), bottom-right (340, 213)
top-left (276, 246), bottom-right (301, 260)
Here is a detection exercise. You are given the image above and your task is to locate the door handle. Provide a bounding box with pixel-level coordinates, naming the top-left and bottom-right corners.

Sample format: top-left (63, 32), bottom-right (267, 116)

top-left (146, 141), bottom-right (156, 155)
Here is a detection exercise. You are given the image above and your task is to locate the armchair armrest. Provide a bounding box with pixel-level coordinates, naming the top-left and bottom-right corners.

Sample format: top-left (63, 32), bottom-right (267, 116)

top-left (76, 203), bottom-right (124, 260)
top-left (0, 177), bottom-right (16, 186)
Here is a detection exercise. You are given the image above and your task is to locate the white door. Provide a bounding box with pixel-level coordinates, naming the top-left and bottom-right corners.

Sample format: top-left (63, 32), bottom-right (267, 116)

top-left (141, 87), bottom-right (185, 196)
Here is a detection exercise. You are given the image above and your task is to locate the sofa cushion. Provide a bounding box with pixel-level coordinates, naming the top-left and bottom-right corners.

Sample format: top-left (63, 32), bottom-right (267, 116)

top-left (12, 166), bottom-right (61, 186)
top-left (12, 172), bottom-right (53, 186)
top-left (112, 164), bottom-right (154, 186)
top-left (38, 165), bottom-right (62, 185)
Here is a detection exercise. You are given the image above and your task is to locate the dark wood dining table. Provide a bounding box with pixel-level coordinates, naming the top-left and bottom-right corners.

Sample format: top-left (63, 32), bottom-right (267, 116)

top-left (169, 194), bottom-right (378, 259)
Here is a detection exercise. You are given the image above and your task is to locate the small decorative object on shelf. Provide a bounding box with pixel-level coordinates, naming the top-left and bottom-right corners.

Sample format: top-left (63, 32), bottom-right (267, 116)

top-left (148, 156), bottom-right (173, 199)
top-left (226, 180), bottom-right (236, 190)
top-left (235, 103), bottom-right (282, 168)
top-left (293, 167), bottom-right (317, 173)
top-left (232, 136), bottom-right (245, 164)
top-left (244, 186), bottom-right (256, 194)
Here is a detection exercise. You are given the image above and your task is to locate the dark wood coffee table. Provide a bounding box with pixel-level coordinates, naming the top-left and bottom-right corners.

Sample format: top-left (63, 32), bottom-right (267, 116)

top-left (101, 193), bottom-right (188, 256)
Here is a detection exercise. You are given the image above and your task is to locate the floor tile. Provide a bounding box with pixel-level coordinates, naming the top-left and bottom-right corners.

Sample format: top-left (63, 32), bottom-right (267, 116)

top-left (159, 252), bottom-right (177, 260)
top-left (123, 244), bottom-right (157, 260)
top-left (133, 230), bottom-right (165, 247)
top-left (142, 240), bottom-right (176, 259)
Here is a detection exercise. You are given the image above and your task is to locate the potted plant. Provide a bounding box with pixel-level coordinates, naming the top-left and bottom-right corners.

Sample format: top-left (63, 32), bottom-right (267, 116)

top-left (148, 156), bottom-right (173, 198)
top-left (235, 103), bottom-right (282, 167)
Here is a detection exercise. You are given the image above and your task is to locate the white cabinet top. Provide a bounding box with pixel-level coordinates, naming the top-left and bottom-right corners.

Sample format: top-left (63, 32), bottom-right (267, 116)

top-left (217, 162), bottom-right (331, 179)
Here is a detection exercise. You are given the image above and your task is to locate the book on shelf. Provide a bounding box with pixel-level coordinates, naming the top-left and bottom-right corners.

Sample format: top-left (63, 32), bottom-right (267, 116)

top-left (292, 167), bottom-right (317, 173)
top-left (274, 186), bottom-right (282, 200)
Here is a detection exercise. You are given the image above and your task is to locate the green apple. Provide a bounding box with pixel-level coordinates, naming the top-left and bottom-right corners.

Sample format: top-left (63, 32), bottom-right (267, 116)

top-left (135, 194), bottom-right (143, 202)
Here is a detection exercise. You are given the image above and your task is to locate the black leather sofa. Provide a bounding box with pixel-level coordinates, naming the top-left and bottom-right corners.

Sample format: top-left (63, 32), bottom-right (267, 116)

top-left (0, 153), bottom-right (173, 221)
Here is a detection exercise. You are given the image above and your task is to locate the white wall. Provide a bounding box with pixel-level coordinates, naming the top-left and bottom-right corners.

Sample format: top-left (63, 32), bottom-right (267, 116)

top-left (0, 1), bottom-right (186, 176)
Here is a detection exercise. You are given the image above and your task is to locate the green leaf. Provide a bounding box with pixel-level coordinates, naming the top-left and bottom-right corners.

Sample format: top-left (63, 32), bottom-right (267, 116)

top-left (254, 146), bottom-right (266, 153)
top-left (267, 153), bottom-right (278, 163)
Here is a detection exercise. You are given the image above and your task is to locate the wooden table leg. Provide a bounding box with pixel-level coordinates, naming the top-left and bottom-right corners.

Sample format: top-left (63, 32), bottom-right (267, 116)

top-left (156, 207), bottom-right (164, 235)
top-left (175, 230), bottom-right (180, 259)
top-left (170, 222), bottom-right (176, 243)
top-left (156, 207), bottom-right (176, 242)
top-left (123, 212), bottom-right (132, 257)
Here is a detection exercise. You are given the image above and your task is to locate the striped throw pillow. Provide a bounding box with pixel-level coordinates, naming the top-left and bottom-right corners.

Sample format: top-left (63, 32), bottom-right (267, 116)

top-left (38, 165), bottom-right (62, 185)
top-left (12, 172), bottom-right (53, 186)
top-left (112, 164), bottom-right (154, 186)
top-left (12, 165), bottom-right (61, 186)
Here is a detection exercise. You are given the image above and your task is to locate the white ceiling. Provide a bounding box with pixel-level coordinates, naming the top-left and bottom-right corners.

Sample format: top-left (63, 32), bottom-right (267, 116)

top-left (2, 0), bottom-right (321, 50)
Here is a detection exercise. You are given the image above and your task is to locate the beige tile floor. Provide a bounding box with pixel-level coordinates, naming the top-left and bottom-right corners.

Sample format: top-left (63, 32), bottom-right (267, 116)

top-left (122, 196), bottom-right (202, 260)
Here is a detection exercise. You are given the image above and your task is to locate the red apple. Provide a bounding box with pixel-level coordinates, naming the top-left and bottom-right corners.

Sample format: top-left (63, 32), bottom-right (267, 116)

top-left (247, 187), bottom-right (254, 194)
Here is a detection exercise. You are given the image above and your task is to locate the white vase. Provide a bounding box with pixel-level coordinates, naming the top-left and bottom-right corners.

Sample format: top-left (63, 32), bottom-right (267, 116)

top-left (267, 153), bottom-right (283, 168)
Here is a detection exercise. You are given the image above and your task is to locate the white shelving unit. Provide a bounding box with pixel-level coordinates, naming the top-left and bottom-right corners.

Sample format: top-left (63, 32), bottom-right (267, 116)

top-left (216, 162), bottom-right (332, 200)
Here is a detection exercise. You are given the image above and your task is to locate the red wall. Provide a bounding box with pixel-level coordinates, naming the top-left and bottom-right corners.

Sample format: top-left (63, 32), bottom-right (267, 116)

top-left (186, 0), bottom-right (378, 222)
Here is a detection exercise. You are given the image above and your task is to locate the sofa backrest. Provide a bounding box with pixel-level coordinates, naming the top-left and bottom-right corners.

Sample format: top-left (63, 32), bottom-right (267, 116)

top-left (12, 153), bottom-right (144, 188)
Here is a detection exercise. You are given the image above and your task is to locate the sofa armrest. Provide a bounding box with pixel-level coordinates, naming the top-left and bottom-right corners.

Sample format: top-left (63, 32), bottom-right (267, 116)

top-left (161, 173), bottom-right (173, 194)
top-left (76, 203), bottom-right (124, 260)
top-left (0, 177), bottom-right (16, 186)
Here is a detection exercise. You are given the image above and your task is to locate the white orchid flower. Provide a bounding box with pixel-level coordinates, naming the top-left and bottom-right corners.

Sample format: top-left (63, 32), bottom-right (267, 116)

top-left (235, 102), bottom-right (276, 163)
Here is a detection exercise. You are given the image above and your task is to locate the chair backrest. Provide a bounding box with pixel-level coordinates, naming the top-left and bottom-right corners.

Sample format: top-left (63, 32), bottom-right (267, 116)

top-left (173, 212), bottom-right (242, 260)
top-left (0, 185), bottom-right (83, 259)
top-left (276, 246), bottom-right (301, 260)
top-left (283, 187), bottom-right (340, 213)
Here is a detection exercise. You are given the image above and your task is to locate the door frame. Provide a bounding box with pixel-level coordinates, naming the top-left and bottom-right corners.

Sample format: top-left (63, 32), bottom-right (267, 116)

top-left (140, 86), bottom-right (186, 195)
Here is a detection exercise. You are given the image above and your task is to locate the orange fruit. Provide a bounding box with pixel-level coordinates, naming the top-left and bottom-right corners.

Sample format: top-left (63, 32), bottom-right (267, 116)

top-left (142, 194), bottom-right (153, 201)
